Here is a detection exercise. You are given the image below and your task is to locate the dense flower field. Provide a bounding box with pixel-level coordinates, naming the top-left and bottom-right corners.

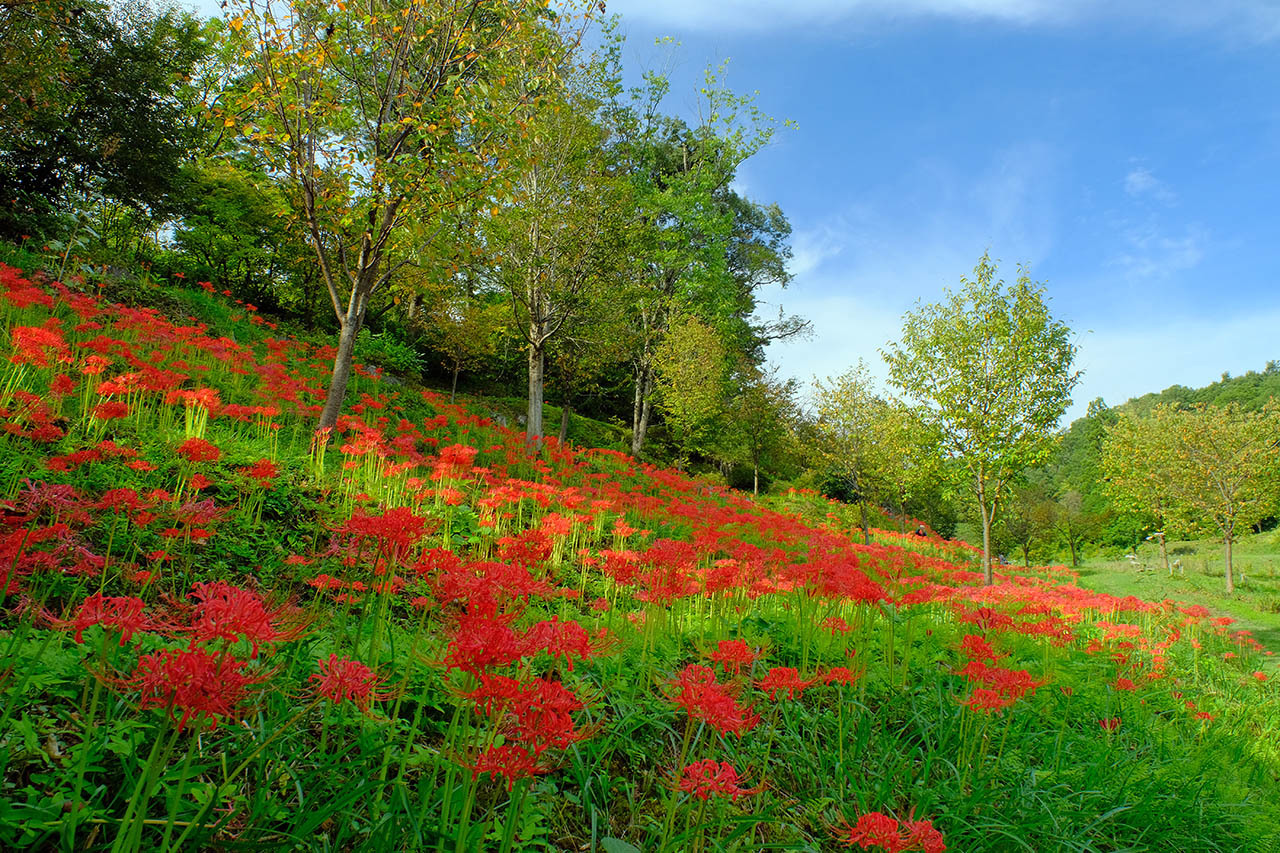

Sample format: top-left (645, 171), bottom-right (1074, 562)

top-left (1, 260), bottom-right (1279, 852)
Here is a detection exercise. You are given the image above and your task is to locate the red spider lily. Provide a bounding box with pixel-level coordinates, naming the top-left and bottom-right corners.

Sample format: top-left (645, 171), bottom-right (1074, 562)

top-left (667, 664), bottom-right (760, 738)
top-left (677, 759), bottom-right (763, 801)
top-left (443, 608), bottom-right (523, 675)
top-left (310, 654), bottom-right (389, 709)
top-left (819, 666), bottom-right (863, 687)
top-left (341, 506), bottom-right (429, 566)
top-left (522, 616), bottom-right (611, 671)
top-left (823, 616), bottom-right (852, 635)
top-left (176, 437), bottom-right (221, 463)
top-left (757, 667), bottom-right (820, 701)
top-left (1113, 677), bottom-right (1137, 691)
top-left (125, 646), bottom-right (259, 731)
top-left (470, 744), bottom-right (544, 790)
top-left (964, 688), bottom-right (1015, 713)
top-left (465, 673), bottom-right (588, 751)
top-left (92, 401), bottom-right (129, 421)
top-left (188, 580), bottom-right (301, 658)
top-left (708, 639), bottom-right (762, 676)
top-left (1099, 717), bottom-right (1121, 731)
top-left (958, 634), bottom-right (1002, 662)
top-left (955, 660), bottom-right (1046, 702)
top-left (837, 812), bottom-right (946, 853)
top-left (240, 458), bottom-right (279, 487)
top-left (9, 322), bottom-right (69, 368)
top-left (55, 593), bottom-right (149, 645)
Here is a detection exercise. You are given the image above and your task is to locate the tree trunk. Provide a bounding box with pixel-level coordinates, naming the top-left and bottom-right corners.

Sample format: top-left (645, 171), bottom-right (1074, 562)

top-left (317, 290), bottom-right (367, 432)
top-left (979, 496), bottom-right (993, 585)
top-left (558, 401), bottom-right (571, 444)
top-left (527, 337), bottom-right (544, 448)
top-left (1158, 531), bottom-right (1170, 574)
top-left (860, 501), bottom-right (870, 546)
top-left (1224, 533), bottom-right (1235, 594)
top-left (450, 362), bottom-right (460, 404)
top-left (753, 464), bottom-right (759, 497)
top-left (631, 367), bottom-right (652, 456)
top-left (1021, 544), bottom-right (1031, 568)
top-left (898, 485), bottom-right (907, 534)
top-left (1066, 533), bottom-right (1078, 567)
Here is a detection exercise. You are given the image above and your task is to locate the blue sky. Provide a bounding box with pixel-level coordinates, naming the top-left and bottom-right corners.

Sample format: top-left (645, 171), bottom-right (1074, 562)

top-left (190, 0), bottom-right (1280, 424)
top-left (602, 0), bottom-right (1280, 422)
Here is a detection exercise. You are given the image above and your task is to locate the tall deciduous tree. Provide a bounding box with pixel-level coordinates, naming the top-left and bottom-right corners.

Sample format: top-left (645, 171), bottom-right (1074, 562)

top-left (225, 0), bottom-right (576, 433)
top-left (485, 71), bottom-right (629, 447)
top-left (883, 253), bottom-right (1080, 584)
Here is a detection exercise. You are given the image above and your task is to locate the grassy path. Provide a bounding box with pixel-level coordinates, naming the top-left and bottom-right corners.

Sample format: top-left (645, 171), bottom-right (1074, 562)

top-left (1072, 534), bottom-right (1280, 663)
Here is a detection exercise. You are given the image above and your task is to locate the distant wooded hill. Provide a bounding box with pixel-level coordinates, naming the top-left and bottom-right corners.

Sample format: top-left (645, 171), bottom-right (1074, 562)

top-left (1119, 361), bottom-right (1280, 417)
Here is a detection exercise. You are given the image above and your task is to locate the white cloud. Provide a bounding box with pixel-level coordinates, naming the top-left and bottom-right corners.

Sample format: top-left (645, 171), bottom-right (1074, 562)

top-left (601, 0), bottom-right (1280, 39)
top-left (1123, 167), bottom-right (1177, 204)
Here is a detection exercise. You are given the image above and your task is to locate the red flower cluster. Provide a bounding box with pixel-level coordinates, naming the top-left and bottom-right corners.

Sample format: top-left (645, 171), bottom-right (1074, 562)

top-left (757, 667), bottom-right (820, 701)
top-left (678, 759), bottom-right (762, 801)
top-left (127, 646), bottom-right (258, 731)
top-left (668, 664), bottom-right (759, 737)
top-left (176, 437), bottom-right (221, 463)
top-left (189, 580), bottom-right (298, 658)
top-left (311, 654), bottom-right (388, 709)
top-left (838, 812), bottom-right (946, 853)
top-left (956, 660), bottom-right (1046, 714)
top-left (708, 638), bottom-right (761, 676)
top-left (58, 593), bottom-right (149, 645)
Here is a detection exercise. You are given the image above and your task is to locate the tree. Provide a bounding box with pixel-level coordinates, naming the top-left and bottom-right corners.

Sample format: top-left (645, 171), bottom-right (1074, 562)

top-left (605, 57), bottom-right (791, 457)
top-left (867, 399), bottom-right (942, 533)
top-left (999, 480), bottom-right (1055, 568)
top-left (883, 253), bottom-right (1080, 584)
top-left (652, 313), bottom-right (732, 463)
top-left (724, 365), bottom-right (801, 496)
top-left (1099, 410), bottom-right (1181, 571)
top-left (225, 0), bottom-right (576, 433)
top-left (812, 362), bottom-right (885, 544)
top-left (0, 0), bottom-right (207, 238)
top-left (1106, 403), bottom-right (1280, 593)
top-left (1052, 488), bottom-right (1097, 567)
top-left (484, 71), bottom-right (630, 447)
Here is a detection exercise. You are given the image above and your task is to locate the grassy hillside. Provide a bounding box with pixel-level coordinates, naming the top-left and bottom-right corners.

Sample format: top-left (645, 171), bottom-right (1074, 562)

top-left (2, 258), bottom-right (1280, 852)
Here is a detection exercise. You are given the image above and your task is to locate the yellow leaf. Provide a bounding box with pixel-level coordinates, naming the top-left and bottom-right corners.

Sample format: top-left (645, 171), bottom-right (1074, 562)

top-left (229, 15), bottom-right (244, 31)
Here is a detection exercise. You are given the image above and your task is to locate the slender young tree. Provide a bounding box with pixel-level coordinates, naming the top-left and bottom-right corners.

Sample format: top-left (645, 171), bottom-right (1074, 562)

top-left (813, 362), bottom-right (884, 545)
top-left (883, 253), bottom-right (1080, 584)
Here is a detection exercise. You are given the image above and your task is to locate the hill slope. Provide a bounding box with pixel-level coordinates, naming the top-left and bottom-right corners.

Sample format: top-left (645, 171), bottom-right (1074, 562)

top-left (2, 260), bottom-right (1279, 852)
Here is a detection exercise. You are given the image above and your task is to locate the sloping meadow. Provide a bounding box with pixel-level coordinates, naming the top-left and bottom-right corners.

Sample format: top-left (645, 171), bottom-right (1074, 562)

top-left (1, 262), bottom-right (1278, 852)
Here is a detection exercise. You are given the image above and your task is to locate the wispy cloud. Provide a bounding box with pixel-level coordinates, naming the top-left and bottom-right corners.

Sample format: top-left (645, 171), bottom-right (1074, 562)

top-left (1111, 222), bottom-right (1206, 279)
top-left (602, 0), bottom-right (1280, 40)
top-left (1123, 167), bottom-right (1177, 204)
top-left (762, 141), bottom-right (1061, 404)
